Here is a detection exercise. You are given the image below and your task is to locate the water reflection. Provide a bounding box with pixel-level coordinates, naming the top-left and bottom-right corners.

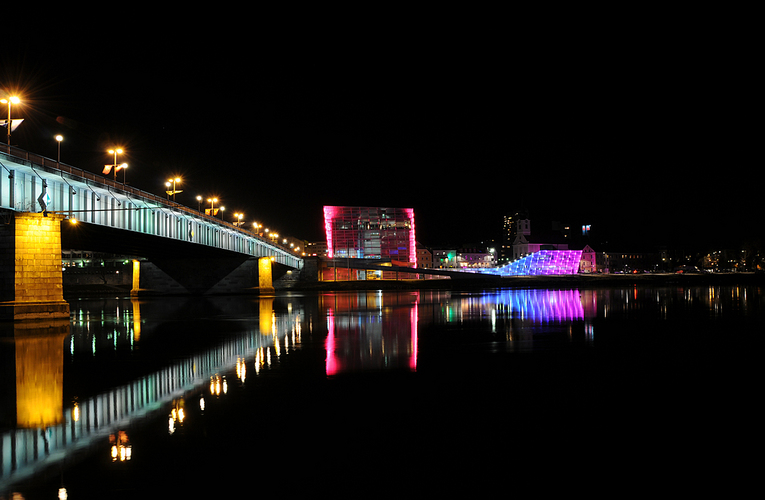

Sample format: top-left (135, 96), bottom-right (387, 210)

top-left (323, 291), bottom-right (420, 375)
top-left (1, 295), bottom-right (304, 493)
top-left (1, 284), bottom-right (761, 496)
top-left (322, 288), bottom-right (597, 375)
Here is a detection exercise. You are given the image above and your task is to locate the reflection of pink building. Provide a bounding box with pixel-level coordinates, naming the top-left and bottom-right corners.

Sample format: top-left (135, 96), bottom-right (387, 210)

top-left (324, 293), bottom-right (418, 376)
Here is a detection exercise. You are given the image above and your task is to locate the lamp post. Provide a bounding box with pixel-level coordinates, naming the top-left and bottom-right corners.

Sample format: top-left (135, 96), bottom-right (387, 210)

top-left (234, 213), bottom-right (244, 227)
top-left (196, 195), bottom-right (202, 212)
top-left (55, 135), bottom-right (63, 166)
top-left (106, 149), bottom-right (127, 183)
top-left (2, 95), bottom-right (20, 145)
top-left (206, 197), bottom-right (218, 217)
top-left (166, 177), bottom-right (182, 201)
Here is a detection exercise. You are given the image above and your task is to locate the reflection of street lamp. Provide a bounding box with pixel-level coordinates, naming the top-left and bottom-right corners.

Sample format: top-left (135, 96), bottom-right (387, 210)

top-left (109, 431), bottom-right (132, 462)
top-left (165, 177), bottom-right (182, 201)
top-left (1, 95), bottom-right (20, 145)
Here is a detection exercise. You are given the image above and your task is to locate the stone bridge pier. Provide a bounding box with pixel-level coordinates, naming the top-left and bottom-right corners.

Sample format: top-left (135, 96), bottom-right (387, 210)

top-left (0, 212), bottom-right (70, 321)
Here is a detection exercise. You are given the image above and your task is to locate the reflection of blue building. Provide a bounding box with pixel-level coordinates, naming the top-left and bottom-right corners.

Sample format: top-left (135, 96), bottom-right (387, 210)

top-left (501, 288), bottom-right (584, 323)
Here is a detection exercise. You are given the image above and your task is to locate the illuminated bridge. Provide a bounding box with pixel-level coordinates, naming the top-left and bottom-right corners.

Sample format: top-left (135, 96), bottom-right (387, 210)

top-left (0, 145), bottom-right (303, 320)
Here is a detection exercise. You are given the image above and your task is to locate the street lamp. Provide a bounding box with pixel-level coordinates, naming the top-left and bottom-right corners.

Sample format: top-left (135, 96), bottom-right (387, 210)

top-left (166, 177), bottom-right (182, 201)
top-left (196, 195), bottom-right (202, 212)
top-left (233, 213), bottom-right (244, 227)
top-left (55, 135), bottom-right (63, 166)
top-left (1, 95), bottom-right (20, 145)
top-left (105, 149), bottom-right (127, 183)
top-left (206, 197), bottom-right (219, 217)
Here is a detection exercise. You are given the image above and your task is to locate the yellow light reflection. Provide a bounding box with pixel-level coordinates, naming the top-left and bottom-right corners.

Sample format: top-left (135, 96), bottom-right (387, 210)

top-left (109, 431), bottom-right (132, 461)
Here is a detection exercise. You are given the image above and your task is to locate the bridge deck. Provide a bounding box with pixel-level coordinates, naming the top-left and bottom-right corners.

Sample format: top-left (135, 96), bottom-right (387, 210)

top-left (1, 145), bottom-right (302, 268)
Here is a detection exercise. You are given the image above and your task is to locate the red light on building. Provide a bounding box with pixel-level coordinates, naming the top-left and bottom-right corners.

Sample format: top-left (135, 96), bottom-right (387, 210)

top-left (323, 206), bottom-right (417, 279)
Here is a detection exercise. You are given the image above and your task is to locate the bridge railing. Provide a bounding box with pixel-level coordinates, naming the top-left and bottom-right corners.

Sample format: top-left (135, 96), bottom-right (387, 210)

top-left (1, 143), bottom-right (181, 213)
top-left (1, 144), bottom-right (303, 268)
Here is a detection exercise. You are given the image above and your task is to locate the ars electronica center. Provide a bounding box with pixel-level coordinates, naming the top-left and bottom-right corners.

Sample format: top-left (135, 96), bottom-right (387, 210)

top-left (322, 206), bottom-right (582, 277)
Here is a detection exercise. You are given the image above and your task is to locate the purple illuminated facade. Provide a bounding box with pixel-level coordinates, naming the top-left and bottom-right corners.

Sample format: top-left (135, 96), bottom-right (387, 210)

top-left (323, 206), bottom-right (416, 265)
top-left (480, 250), bottom-right (583, 276)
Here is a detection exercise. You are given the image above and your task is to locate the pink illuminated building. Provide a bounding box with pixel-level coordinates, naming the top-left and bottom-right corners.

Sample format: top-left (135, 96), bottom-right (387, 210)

top-left (323, 206), bottom-right (416, 265)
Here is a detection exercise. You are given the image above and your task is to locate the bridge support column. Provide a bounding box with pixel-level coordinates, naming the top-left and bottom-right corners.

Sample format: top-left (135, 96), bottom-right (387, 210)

top-left (0, 212), bottom-right (70, 321)
top-left (258, 257), bottom-right (275, 295)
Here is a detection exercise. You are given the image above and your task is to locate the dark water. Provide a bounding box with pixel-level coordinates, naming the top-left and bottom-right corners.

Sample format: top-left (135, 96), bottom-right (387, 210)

top-left (1, 285), bottom-right (761, 498)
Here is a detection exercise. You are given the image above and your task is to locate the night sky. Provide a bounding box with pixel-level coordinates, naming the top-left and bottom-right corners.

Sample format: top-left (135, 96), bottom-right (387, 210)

top-left (2, 28), bottom-right (759, 253)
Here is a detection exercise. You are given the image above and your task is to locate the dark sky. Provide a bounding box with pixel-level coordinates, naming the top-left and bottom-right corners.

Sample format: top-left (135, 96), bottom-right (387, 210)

top-left (2, 28), bottom-right (759, 252)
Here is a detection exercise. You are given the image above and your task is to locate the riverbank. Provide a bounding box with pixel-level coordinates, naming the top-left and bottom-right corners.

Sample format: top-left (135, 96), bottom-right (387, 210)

top-left (62, 272), bottom-right (764, 296)
top-left (281, 272), bottom-right (764, 291)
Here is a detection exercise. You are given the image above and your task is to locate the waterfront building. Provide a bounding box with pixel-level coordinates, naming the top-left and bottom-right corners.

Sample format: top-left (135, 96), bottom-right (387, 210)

top-left (579, 245), bottom-right (597, 273)
top-left (416, 243), bottom-right (432, 269)
top-left (432, 249), bottom-right (458, 269)
top-left (512, 232), bottom-right (570, 260)
top-left (500, 211), bottom-right (530, 264)
top-left (322, 206), bottom-right (416, 280)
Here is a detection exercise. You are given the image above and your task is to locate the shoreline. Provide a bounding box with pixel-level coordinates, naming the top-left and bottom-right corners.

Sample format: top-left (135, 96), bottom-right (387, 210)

top-left (62, 272), bottom-right (764, 297)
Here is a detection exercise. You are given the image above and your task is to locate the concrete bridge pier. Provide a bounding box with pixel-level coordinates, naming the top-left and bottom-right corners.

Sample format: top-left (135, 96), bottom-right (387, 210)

top-left (0, 212), bottom-right (70, 321)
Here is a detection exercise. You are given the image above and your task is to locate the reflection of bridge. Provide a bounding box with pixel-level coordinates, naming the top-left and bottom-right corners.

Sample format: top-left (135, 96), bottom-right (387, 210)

top-left (0, 298), bottom-right (300, 491)
top-left (1, 145), bottom-right (303, 319)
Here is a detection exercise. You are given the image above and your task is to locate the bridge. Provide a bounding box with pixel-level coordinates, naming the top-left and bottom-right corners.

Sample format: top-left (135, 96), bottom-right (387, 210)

top-left (0, 144), bottom-right (303, 321)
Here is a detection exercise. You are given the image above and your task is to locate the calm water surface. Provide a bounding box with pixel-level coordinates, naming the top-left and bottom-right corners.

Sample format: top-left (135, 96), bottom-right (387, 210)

top-left (1, 285), bottom-right (761, 498)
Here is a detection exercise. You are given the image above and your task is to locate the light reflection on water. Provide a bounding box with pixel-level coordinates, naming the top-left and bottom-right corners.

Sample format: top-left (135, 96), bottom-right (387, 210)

top-left (1, 284), bottom-right (761, 497)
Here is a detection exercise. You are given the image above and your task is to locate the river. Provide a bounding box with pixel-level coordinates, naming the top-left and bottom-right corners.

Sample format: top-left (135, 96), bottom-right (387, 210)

top-left (1, 283), bottom-right (761, 498)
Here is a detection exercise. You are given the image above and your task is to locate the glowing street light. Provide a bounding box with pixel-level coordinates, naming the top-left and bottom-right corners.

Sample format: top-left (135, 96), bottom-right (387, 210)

top-left (165, 177), bottom-right (182, 201)
top-left (1, 95), bottom-right (21, 145)
top-left (196, 195), bottom-right (202, 212)
top-left (233, 212), bottom-right (244, 227)
top-left (55, 135), bottom-right (63, 166)
top-left (104, 148), bottom-right (127, 183)
top-left (206, 197), bottom-right (219, 217)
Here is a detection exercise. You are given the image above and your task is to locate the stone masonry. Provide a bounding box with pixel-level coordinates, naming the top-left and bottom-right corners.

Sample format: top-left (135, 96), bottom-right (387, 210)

top-left (0, 212), bottom-right (70, 321)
